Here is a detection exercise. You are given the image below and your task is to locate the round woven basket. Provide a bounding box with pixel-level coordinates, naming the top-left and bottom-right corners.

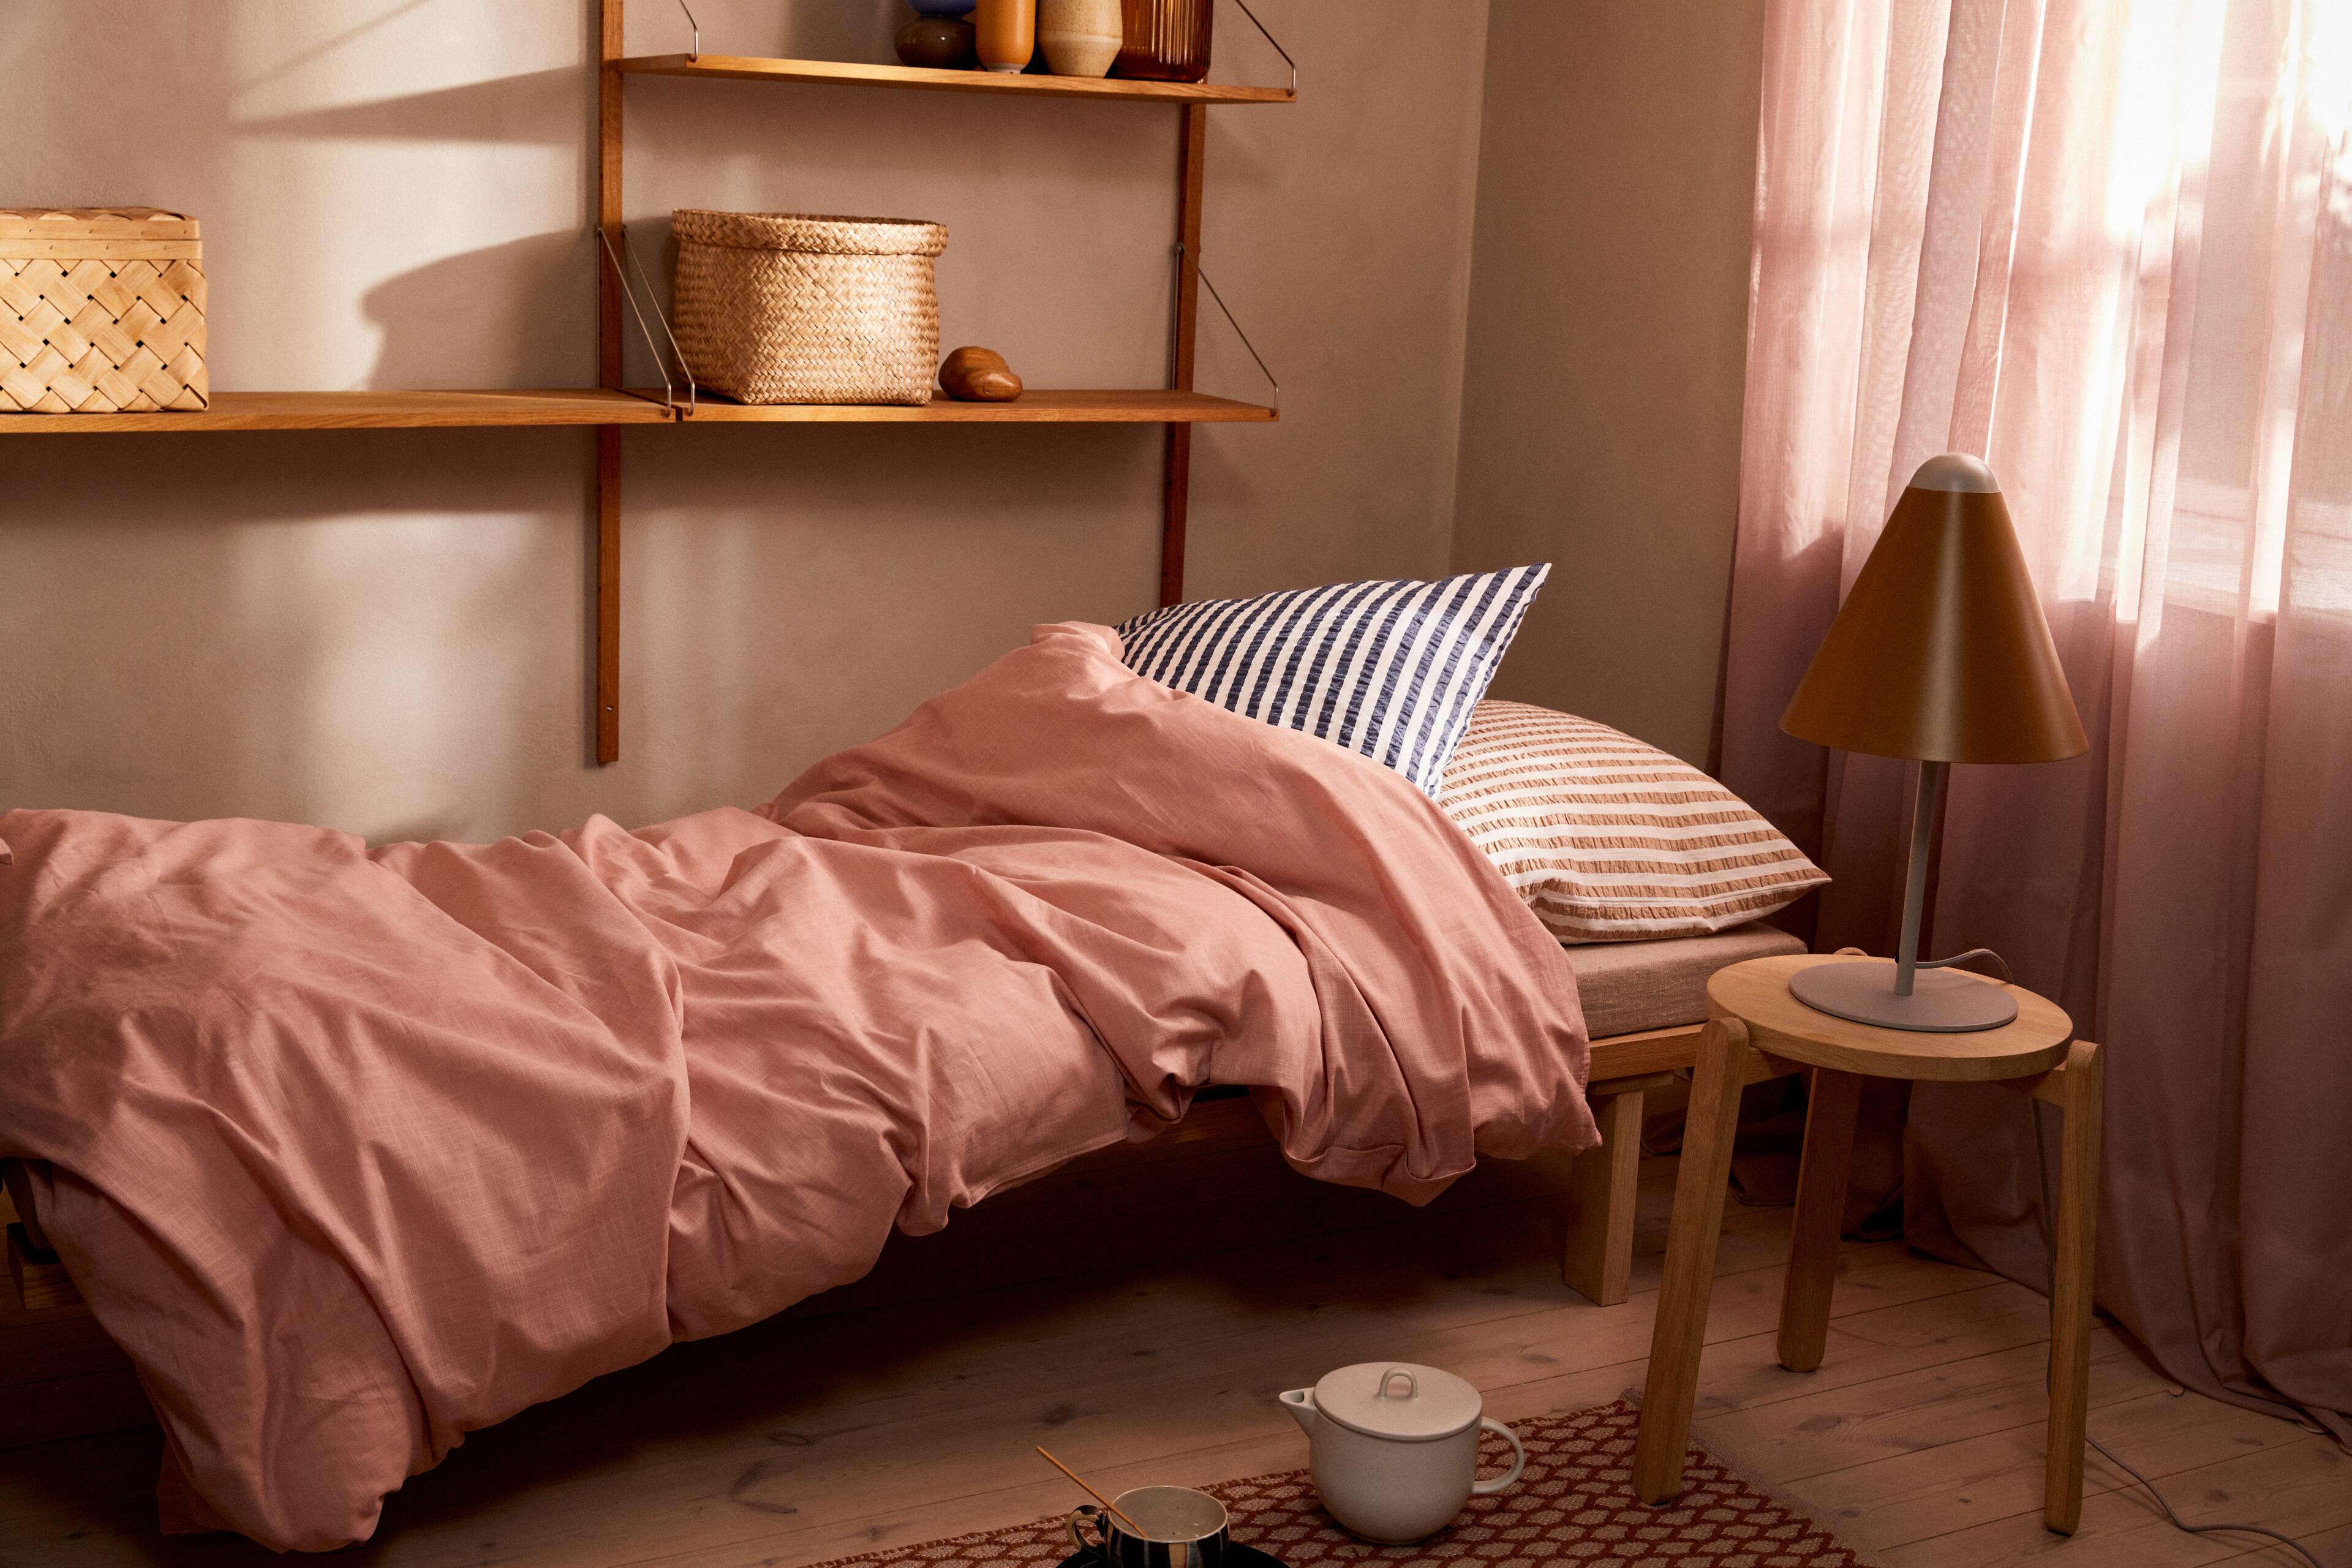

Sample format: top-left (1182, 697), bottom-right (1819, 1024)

top-left (671, 210), bottom-right (949, 405)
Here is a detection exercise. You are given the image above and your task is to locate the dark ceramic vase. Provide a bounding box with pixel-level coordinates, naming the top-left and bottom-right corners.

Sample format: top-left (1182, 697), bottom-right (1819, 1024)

top-left (896, 14), bottom-right (977, 68)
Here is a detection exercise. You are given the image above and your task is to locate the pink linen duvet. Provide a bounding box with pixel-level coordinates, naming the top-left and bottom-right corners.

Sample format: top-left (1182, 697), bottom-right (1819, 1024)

top-left (0, 622), bottom-right (1594, 1551)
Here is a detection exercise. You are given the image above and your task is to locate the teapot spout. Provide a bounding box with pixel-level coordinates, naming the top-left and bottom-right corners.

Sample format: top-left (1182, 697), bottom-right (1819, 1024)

top-left (1278, 1387), bottom-right (1318, 1436)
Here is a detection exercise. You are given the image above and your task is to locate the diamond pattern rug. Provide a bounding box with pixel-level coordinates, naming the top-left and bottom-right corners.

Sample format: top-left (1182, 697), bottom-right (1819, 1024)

top-left (812, 1401), bottom-right (1872, 1568)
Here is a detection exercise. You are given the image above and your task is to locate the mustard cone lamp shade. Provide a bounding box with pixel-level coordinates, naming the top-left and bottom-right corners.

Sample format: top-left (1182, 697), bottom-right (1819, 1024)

top-left (1779, 455), bottom-right (2084, 1033)
top-left (1781, 455), bottom-right (2087, 764)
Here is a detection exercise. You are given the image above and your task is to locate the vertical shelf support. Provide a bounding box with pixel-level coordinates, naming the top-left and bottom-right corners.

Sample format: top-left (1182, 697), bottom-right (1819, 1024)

top-left (595, 0), bottom-right (627, 763)
top-left (595, 426), bottom-right (622, 763)
top-left (1159, 103), bottom-right (1207, 608)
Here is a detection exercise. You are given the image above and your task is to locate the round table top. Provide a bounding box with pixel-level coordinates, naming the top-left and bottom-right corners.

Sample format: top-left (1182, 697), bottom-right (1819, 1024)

top-left (1706, 954), bottom-right (2075, 1082)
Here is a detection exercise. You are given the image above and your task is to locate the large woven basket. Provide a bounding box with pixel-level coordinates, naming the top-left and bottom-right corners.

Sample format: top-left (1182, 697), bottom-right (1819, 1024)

top-left (0, 208), bottom-right (208, 413)
top-left (671, 210), bottom-right (947, 406)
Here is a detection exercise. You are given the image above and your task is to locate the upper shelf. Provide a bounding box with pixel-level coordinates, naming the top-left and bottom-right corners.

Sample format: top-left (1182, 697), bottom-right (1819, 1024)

top-left (612, 53), bottom-right (1295, 104)
top-left (0, 388), bottom-right (1275, 433)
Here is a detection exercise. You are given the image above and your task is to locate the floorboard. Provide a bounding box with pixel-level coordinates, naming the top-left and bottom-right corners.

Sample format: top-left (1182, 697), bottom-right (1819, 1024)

top-left (0, 1152), bottom-right (2335, 1568)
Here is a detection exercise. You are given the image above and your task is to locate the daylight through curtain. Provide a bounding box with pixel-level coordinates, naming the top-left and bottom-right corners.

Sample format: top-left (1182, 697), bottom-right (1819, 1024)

top-left (1721, 0), bottom-right (2352, 1435)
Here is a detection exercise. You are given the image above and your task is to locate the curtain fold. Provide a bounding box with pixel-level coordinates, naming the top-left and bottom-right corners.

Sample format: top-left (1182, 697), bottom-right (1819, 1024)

top-left (1724, 0), bottom-right (2352, 1436)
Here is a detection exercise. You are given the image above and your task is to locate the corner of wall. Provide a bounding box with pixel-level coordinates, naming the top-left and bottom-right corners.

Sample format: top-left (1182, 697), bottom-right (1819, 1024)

top-left (1426, 0), bottom-right (1500, 578)
top-left (1440, 0), bottom-right (1767, 766)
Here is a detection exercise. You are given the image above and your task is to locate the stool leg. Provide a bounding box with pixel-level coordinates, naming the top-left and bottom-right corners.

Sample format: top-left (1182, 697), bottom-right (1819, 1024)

top-left (1777, 1068), bottom-right (1863, 1373)
top-left (2045, 1039), bottom-right (2103, 1534)
top-left (1633, 1018), bottom-right (1751, 1504)
top-left (1563, 1088), bottom-right (1645, 1306)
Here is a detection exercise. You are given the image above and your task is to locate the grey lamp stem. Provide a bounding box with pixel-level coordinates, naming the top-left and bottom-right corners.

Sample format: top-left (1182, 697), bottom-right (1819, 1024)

top-left (1894, 759), bottom-right (1946, 998)
top-left (1790, 755), bottom-right (2014, 1031)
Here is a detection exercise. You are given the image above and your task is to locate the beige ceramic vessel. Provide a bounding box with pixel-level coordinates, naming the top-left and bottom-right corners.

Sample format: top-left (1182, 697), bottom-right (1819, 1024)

top-left (1038, 0), bottom-right (1122, 77)
top-left (1278, 1363), bottom-right (1525, 1543)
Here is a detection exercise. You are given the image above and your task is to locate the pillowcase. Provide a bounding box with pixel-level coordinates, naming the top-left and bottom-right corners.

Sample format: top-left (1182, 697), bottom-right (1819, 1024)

top-left (1115, 565), bottom-right (1548, 796)
top-left (1438, 699), bottom-right (1828, 943)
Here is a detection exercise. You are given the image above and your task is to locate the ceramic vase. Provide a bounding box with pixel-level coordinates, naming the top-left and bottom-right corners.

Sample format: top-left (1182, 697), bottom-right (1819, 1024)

top-left (973, 0), bottom-right (1035, 74)
top-left (897, 0), bottom-right (977, 68)
top-left (896, 17), bottom-right (976, 68)
top-left (1038, 0), bottom-right (1121, 77)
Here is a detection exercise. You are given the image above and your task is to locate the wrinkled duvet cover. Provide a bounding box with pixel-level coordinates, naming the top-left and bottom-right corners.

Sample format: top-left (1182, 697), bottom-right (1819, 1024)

top-left (0, 622), bottom-right (1594, 1550)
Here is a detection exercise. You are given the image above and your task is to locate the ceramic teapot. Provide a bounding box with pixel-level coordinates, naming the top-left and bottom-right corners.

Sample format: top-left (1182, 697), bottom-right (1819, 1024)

top-left (1277, 1362), bottom-right (1525, 1542)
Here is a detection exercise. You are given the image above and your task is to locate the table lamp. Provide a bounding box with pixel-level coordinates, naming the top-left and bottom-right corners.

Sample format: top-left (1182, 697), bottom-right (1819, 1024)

top-left (1779, 453), bottom-right (2087, 1032)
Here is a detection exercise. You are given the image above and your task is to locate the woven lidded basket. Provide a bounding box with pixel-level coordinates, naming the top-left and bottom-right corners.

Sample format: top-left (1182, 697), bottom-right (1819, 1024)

top-left (0, 208), bottom-right (208, 413)
top-left (671, 211), bottom-right (948, 406)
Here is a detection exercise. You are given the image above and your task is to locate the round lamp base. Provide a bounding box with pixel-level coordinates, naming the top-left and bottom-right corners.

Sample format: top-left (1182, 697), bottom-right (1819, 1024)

top-left (1789, 959), bottom-right (2019, 1034)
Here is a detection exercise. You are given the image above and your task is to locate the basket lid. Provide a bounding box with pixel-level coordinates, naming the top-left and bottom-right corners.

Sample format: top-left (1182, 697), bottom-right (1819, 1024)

top-left (673, 209), bottom-right (946, 258)
top-left (0, 208), bottom-right (200, 241)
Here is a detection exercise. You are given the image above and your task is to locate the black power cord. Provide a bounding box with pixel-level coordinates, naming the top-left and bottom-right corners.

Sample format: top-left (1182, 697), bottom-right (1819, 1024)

top-left (2081, 1429), bottom-right (2322, 1568)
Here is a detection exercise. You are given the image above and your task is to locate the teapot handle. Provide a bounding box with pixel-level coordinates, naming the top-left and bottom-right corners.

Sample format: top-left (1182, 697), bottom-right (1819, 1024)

top-left (1469, 1418), bottom-right (1525, 1495)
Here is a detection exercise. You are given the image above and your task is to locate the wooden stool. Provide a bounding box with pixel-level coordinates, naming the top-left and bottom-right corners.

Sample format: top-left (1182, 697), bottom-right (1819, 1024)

top-left (1630, 952), bottom-right (2103, 1534)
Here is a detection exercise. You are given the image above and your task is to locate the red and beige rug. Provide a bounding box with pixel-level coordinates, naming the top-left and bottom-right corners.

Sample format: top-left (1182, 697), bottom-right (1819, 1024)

top-left (813, 1401), bottom-right (1872, 1568)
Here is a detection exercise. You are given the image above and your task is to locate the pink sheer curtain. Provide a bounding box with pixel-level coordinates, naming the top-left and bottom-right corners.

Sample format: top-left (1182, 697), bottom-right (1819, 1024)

top-left (1721, 0), bottom-right (2352, 1436)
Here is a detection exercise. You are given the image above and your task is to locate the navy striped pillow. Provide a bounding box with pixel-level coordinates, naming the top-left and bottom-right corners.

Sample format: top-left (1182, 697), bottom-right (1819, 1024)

top-left (1114, 565), bottom-right (1550, 796)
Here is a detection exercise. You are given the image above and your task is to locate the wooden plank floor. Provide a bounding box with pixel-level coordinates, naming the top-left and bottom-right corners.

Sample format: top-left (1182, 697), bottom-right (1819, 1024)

top-left (1, 1150), bottom-right (2340, 1567)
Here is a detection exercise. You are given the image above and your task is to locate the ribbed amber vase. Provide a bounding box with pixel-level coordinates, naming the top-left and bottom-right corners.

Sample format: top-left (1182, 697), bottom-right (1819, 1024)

top-left (1113, 0), bottom-right (1212, 81)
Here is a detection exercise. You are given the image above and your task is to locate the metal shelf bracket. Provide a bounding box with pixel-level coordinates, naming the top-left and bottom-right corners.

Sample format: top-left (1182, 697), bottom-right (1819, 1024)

top-left (1230, 0), bottom-right (1296, 98)
top-left (595, 224), bottom-right (695, 415)
top-left (1175, 242), bottom-right (1279, 413)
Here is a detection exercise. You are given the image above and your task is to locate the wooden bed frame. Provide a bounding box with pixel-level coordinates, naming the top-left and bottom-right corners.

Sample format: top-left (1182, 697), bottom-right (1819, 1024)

top-left (0, 1020), bottom-right (1729, 1447)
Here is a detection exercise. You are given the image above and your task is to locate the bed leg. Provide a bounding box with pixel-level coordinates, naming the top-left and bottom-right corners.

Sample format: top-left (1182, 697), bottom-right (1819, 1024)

top-left (1562, 1087), bottom-right (1645, 1306)
top-left (7, 1223), bottom-right (81, 1314)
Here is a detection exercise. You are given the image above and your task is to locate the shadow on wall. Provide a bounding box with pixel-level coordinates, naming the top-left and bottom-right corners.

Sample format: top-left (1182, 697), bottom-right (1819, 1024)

top-left (361, 228), bottom-right (599, 389)
top-left (602, 216), bottom-right (679, 393)
top-left (224, 0), bottom-right (441, 96)
top-left (216, 17), bottom-right (597, 820)
top-left (0, 4), bottom-right (252, 824)
top-left (0, 430), bottom-right (593, 843)
top-left (618, 418), bottom-right (1166, 813)
top-left (230, 66), bottom-right (586, 145)
top-left (233, 50), bottom-right (596, 388)
top-left (635, 0), bottom-right (902, 62)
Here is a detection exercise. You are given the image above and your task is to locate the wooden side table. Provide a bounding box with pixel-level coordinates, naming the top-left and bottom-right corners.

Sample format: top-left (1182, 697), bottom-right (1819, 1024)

top-left (1630, 952), bottom-right (2104, 1534)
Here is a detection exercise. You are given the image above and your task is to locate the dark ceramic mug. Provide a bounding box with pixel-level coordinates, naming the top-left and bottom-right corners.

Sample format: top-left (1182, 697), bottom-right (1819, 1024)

top-left (1068, 1486), bottom-right (1231, 1568)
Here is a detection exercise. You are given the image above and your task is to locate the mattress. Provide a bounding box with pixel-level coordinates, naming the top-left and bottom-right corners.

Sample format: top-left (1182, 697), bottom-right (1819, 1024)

top-left (1564, 921), bottom-right (1808, 1038)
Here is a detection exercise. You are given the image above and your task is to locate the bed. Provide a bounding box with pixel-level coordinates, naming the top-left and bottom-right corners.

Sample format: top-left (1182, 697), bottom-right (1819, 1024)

top-left (1, 921), bottom-right (1804, 1311)
top-left (0, 623), bottom-right (1804, 1550)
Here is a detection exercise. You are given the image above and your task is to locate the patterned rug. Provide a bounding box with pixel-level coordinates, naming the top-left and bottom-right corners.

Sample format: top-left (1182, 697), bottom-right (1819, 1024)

top-left (813, 1401), bottom-right (1872, 1568)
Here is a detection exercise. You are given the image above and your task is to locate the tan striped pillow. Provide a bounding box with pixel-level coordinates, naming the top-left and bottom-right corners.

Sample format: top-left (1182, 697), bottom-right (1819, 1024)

top-left (1437, 700), bottom-right (1828, 944)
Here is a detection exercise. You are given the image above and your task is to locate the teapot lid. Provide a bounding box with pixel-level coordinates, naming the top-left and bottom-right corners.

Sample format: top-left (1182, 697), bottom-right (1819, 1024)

top-left (1309, 1362), bottom-right (1483, 1442)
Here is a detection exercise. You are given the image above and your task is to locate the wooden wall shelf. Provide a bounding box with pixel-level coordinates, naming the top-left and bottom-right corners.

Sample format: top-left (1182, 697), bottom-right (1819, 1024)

top-left (664, 390), bottom-right (1275, 423)
top-left (11, 1), bottom-right (1292, 766)
top-left (0, 388), bottom-right (1274, 434)
top-left (582, 0), bottom-right (1292, 761)
top-left (0, 390), bottom-right (669, 434)
top-left (613, 53), bottom-right (1294, 104)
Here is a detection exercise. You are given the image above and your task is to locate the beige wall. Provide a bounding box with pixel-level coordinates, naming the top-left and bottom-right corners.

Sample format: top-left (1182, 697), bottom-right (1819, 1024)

top-left (0, 0), bottom-right (1490, 842)
top-left (1450, 0), bottom-right (1766, 766)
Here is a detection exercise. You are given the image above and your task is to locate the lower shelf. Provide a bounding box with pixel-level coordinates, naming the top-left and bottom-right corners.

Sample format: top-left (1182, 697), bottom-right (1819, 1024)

top-left (0, 389), bottom-right (668, 432)
top-left (0, 388), bottom-right (1276, 432)
top-left (659, 389), bottom-right (1277, 423)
